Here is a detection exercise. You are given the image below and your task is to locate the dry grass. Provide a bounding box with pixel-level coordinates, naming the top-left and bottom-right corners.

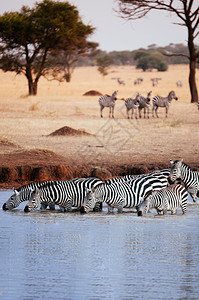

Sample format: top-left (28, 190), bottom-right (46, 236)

top-left (0, 65), bottom-right (198, 168)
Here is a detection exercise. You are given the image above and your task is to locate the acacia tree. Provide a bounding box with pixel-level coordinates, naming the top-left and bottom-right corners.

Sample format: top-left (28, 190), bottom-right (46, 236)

top-left (0, 0), bottom-right (95, 95)
top-left (117, 0), bottom-right (199, 103)
top-left (96, 55), bottom-right (113, 77)
top-left (46, 40), bottom-right (99, 83)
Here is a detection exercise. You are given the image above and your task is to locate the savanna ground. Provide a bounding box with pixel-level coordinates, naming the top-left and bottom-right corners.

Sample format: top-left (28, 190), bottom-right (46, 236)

top-left (0, 65), bottom-right (198, 188)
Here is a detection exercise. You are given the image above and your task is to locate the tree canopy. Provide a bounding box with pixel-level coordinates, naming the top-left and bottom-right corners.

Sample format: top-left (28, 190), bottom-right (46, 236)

top-left (117, 0), bottom-right (199, 102)
top-left (0, 0), bottom-right (96, 95)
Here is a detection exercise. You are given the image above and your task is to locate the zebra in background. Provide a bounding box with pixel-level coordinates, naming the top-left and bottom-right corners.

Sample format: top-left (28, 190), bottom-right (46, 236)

top-left (176, 80), bottom-right (183, 87)
top-left (168, 159), bottom-right (199, 202)
top-left (117, 78), bottom-right (125, 85)
top-left (152, 90), bottom-right (178, 118)
top-left (98, 90), bottom-right (118, 118)
top-left (2, 181), bottom-right (57, 211)
top-left (24, 177), bottom-right (103, 212)
top-left (80, 175), bottom-right (168, 214)
top-left (125, 93), bottom-right (140, 119)
top-left (138, 91), bottom-right (152, 119)
top-left (138, 184), bottom-right (188, 216)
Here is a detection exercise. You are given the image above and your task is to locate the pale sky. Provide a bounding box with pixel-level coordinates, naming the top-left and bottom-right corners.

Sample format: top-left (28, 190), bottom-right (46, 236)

top-left (0, 0), bottom-right (198, 51)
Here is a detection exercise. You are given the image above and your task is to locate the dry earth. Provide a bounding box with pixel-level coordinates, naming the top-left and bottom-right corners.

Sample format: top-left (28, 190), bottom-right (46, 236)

top-left (0, 65), bottom-right (198, 188)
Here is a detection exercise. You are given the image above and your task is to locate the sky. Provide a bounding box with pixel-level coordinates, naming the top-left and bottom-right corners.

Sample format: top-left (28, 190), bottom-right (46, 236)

top-left (0, 0), bottom-right (198, 52)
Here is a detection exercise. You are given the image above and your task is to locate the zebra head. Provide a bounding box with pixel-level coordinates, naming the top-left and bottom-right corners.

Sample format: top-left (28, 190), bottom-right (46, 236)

top-left (80, 187), bottom-right (96, 214)
top-left (168, 90), bottom-right (178, 101)
top-left (24, 188), bottom-right (41, 212)
top-left (147, 91), bottom-right (152, 102)
top-left (168, 159), bottom-right (183, 184)
top-left (112, 90), bottom-right (118, 100)
top-left (2, 188), bottom-right (22, 210)
top-left (137, 191), bottom-right (154, 216)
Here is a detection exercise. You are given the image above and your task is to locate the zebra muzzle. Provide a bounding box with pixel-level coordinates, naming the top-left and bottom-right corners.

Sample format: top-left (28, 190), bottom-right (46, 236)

top-left (80, 206), bottom-right (87, 214)
top-left (137, 211), bottom-right (143, 217)
top-left (24, 206), bottom-right (30, 213)
top-left (2, 203), bottom-right (8, 210)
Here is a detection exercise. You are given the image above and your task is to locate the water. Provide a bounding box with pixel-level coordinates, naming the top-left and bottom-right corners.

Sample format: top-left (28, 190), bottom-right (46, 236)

top-left (0, 190), bottom-right (199, 300)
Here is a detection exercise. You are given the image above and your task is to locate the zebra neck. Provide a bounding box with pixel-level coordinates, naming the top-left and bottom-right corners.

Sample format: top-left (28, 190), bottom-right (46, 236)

top-left (181, 165), bottom-right (194, 187)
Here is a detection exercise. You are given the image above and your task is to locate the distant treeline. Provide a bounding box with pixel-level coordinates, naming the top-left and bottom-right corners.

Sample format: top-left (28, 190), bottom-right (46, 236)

top-left (77, 43), bottom-right (198, 67)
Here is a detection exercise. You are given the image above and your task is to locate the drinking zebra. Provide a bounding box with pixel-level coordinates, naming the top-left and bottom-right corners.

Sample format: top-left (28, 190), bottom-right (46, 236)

top-left (152, 90), bottom-right (178, 118)
top-left (24, 177), bottom-right (103, 212)
top-left (138, 184), bottom-right (188, 216)
top-left (2, 181), bottom-right (56, 211)
top-left (80, 175), bottom-right (168, 214)
top-left (125, 93), bottom-right (140, 119)
top-left (168, 159), bottom-right (199, 202)
top-left (138, 91), bottom-right (152, 119)
top-left (98, 90), bottom-right (118, 118)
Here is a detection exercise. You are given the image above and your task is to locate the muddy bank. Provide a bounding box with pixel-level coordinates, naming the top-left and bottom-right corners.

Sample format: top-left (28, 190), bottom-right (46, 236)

top-left (0, 161), bottom-right (170, 189)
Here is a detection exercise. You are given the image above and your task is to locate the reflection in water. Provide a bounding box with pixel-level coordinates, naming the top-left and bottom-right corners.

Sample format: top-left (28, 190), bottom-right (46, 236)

top-left (0, 190), bottom-right (199, 299)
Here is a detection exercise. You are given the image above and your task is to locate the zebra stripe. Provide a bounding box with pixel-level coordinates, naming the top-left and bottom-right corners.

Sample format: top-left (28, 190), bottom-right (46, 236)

top-left (138, 184), bottom-right (188, 216)
top-left (138, 91), bottom-right (152, 119)
top-left (81, 175), bottom-right (167, 214)
top-left (125, 93), bottom-right (140, 119)
top-left (105, 171), bottom-right (169, 187)
top-left (98, 90), bottom-right (118, 118)
top-left (24, 177), bottom-right (103, 212)
top-left (169, 159), bottom-right (199, 202)
top-left (2, 181), bottom-right (56, 210)
top-left (152, 90), bottom-right (178, 118)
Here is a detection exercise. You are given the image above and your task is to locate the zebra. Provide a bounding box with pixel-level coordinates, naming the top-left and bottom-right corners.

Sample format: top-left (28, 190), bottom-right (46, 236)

top-left (24, 177), bottom-right (103, 212)
top-left (152, 90), bottom-right (178, 118)
top-left (80, 175), bottom-right (168, 214)
top-left (98, 90), bottom-right (118, 118)
top-left (117, 78), bottom-right (125, 85)
top-left (138, 91), bottom-right (152, 119)
top-left (2, 181), bottom-right (57, 211)
top-left (168, 159), bottom-right (199, 202)
top-left (125, 93), bottom-right (140, 119)
top-left (176, 81), bottom-right (183, 87)
top-left (134, 78), bottom-right (143, 85)
top-left (138, 184), bottom-right (188, 216)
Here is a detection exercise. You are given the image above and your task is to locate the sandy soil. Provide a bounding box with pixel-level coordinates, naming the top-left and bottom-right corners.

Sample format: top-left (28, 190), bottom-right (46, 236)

top-left (0, 65), bottom-right (198, 188)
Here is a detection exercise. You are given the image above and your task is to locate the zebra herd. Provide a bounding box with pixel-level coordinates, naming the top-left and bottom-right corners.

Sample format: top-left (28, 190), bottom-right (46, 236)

top-left (98, 90), bottom-right (178, 119)
top-left (2, 159), bottom-right (199, 216)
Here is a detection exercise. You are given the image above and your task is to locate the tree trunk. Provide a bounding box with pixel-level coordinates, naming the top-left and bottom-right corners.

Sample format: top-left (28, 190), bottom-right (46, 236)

top-left (28, 80), bottom-right (38, 96)
top-left (187, 25), bottom-right (198, 103)
top-left (189, 60), bottom-right (198, 103)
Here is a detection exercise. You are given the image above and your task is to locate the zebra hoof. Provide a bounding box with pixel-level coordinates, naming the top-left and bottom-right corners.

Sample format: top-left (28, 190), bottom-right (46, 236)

top-left (2, 203), bottom-right (8, 210)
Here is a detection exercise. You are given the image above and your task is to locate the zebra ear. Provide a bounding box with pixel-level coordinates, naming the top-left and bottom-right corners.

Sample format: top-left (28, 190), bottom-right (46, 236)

top-left (180, 159), bottom-right (183, 163)
top-left (14, 188), bottom-right (19, 195)
top-left (170, 160), bottom-right (174, 165)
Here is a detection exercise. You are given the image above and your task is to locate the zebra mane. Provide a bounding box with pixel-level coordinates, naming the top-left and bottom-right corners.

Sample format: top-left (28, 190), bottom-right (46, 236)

top-left (174, 160), bottom-right (192, 170)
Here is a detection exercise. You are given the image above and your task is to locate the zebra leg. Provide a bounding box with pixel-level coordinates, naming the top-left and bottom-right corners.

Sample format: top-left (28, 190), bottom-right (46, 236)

top-left (144, 108), bottom-right (146, 119)
top-left (127, 109), bottom-right (130, 119)
top-left (40, 203), bottom-right (48, 210)
top-left (112, 106), bottom-right (115, 118)
top-left (165, 106), bottom-right (168, 118)
top-left (155, 106), bottom-right (159, 118)
top-left (49, 203), bottom-right (55, 210)
top-left (152, 105), bottom-right (155, 118)
top-left (100, 105), bottom-right (104, 118)
top-left (171, 209), bottom-right (177, 215)
top-left (147, 107), bottom-right (149, 119)
top-left (108, 205), bottom-right (114, 213)
top-left (139, 108), bottom-right (142, 118)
